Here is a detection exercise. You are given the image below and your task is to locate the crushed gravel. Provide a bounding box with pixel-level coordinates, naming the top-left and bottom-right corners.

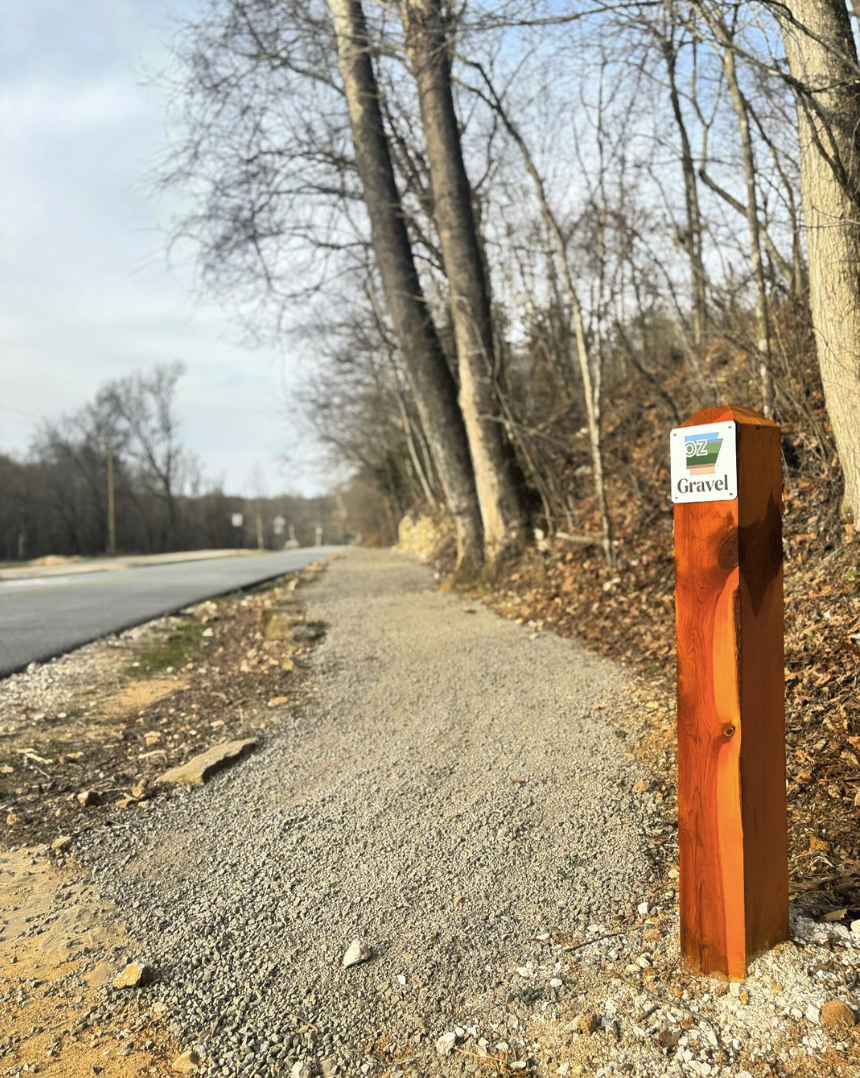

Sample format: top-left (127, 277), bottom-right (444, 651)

top-left (70, 550), bottom-right (860, 1076)
top-left (75, 550), bottom-right (659, 1074)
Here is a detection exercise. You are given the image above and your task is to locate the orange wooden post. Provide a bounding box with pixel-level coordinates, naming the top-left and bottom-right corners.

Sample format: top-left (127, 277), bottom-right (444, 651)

top-left (672, 405), bottom-right (788, 979)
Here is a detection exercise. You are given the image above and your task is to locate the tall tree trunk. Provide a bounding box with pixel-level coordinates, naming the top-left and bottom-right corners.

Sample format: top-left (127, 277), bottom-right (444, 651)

top-left (402, 0), bottom-right (528, 572)
top-left (780, 0), bottom-right (860, 523)
top-left (326, 0), bottom-right (484, 577)
top-left (663, 38), bottom-right (708, 348)
top-left (722, 45), bottom-right (775, 417)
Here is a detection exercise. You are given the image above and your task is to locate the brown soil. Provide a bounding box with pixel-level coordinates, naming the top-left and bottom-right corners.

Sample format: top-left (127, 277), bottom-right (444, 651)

top-left (0, 846), bottom-right (177, 1076)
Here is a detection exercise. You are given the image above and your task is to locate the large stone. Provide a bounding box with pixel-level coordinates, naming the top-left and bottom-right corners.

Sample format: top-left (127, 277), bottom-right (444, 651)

top-left (113, 961), bottom-right (152, 988)
top-left (435, 1031), bottom-right (457, 1056)
top-left (820, 999), bottom-right (856, 1029)
top-left (155, 739), bottom-right (257, 786)
top-left (171, 1049), bottom-right (201, 1074)
top-left (342, 938), bottom-right (372, 968)
top-left (261, 605), bottom-right (304, 641)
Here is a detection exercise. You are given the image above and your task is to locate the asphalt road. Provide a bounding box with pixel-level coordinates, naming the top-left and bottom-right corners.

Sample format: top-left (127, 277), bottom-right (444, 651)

top-left (0, 548), bottom-right (342, 677)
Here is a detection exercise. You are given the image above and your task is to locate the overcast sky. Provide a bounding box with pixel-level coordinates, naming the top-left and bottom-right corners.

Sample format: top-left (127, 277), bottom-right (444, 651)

top-left (0, 0), bottom-right (330, 497)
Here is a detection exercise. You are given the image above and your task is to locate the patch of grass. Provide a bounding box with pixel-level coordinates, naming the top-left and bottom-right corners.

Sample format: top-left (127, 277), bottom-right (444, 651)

top-left (126, 621), bottom-right (206, 678)
top-left (515, 985), bottom-right (541, 1005)
top-left (557, 853), bottom-right (581, 881)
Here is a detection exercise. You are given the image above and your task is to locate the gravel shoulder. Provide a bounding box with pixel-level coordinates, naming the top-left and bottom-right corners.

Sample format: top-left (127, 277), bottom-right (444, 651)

top-left (4, 550), bottom-right (859, 1077)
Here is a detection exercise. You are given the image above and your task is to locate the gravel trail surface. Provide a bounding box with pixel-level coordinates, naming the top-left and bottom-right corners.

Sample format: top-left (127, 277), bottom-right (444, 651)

top-left (78, 550), bottom-right (657, 1075)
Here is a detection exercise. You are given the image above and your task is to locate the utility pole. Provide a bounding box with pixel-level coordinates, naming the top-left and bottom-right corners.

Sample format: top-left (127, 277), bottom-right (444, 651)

top-left (105, 439), bottom-right (116, 557)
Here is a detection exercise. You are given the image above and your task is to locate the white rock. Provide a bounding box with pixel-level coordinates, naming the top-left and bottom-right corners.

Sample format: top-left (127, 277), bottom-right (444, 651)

top-left (342, 939), bottom-right (372, 968)
top-left (549, 978), bottom-right (563, 988)
top-left (436, 1031), bottom-right (457, 1056)
top-left (291, 1064), bottom-right (315, 1078)
top-left (637, 901), bottom-right (649, 916)
top-left (396, 974), bottom-right (406, 986)
top-left (806, 1004), bottom-right (821, 1024)
top-left (851, 919), bottom-right (860, 935)
top-left (556, 1065), bottom-right (572, 1077)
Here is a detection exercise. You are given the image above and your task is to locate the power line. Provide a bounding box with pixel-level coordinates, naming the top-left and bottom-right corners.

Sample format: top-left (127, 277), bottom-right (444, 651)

top-left (0, 403), bottom-right (40, 420)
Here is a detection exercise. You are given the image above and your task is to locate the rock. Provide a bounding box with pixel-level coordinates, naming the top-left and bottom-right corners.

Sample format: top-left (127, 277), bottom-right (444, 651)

top-left (632, 780), bottom-right (649, 794)
top-left (77, 790), bottom-right (100, 807)
top-left (144, 732), bottom-right (162, 747)
top-left (851, 918), bottom-right (860, 934)
top-left (820, 999), bottom-right (856, 1029)
top-left (131, 782), bottom-right (147, 799)
top-left (51, 835), bottom-right (72, 851)
top-left (656, 1029), bottom-right (681, 1049)
top-left (549, 978), bottom-right (563, 988)
top-left (267, 697), bottom-right (289, 708)
top-left (806, 1004), bottom-right (821, 1024)
top-left (171, 1049), bottom-right (201, 1074)
top-left (342, 938), bottom-right (372, 968)
top-left (113, 962), bottom-right (152, 989)
top-left (155, 739), bottom-right (257, 786)
top-left (556, 1065), bottom-right (572, 1077)
top-left (637, 901), bottom-right (649, 916)
top-left (6, 812), bottom-right (23, 826)
top-left (436, 1031), bottom-right (457, 1056)
top-left (292, 623), bottom-right (326, 643)
top-left (261, 606), bottom-right (304, 640)
top-left (574, 1013), bottom-right (598, 1035)
top-left (291, 1063), bottom-right (316, 1078)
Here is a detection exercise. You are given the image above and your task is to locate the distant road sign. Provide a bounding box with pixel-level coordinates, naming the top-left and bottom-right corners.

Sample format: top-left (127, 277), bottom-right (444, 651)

top-left (273, 515), bottom-right (286, 535)
top-left (231, 513), bottom-right (243, 528)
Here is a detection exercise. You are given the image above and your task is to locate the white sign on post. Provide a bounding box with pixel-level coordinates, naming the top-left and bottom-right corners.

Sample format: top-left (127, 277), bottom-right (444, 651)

top-left (670, 421), bottom-right (737, 503)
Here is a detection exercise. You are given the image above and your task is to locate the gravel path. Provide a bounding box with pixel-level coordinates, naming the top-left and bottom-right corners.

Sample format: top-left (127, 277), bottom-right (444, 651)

top-left (78, 550), bottom-right (659, 1075)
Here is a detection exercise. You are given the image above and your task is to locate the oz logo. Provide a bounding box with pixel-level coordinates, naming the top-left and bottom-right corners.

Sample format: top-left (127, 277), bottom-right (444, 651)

top-left (684, 432), bottom-right (723, 476)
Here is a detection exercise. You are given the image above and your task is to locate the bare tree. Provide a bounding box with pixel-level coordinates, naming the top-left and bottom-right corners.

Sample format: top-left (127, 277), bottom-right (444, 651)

top-left (326, 0), bottom-right (485, 578)
top-left (98, 363), bottom-right (191, 548)
top-left (402, 0), bottom-right (528, 571)
top-left (779, 0), bottom-right (860, 522)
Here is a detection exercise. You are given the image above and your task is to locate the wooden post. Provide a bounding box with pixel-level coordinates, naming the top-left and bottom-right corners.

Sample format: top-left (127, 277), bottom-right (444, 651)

top-left (673, 405), bottom-right (788, 979)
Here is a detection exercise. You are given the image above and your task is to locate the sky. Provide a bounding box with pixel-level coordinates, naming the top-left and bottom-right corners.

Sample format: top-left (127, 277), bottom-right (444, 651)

top-left (0, 0), bottom-right (329, 497)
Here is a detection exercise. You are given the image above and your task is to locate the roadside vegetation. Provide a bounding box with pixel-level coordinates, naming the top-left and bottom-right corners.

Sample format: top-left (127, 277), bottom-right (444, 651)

top-left (0, 568), bottom-right (327, 850)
